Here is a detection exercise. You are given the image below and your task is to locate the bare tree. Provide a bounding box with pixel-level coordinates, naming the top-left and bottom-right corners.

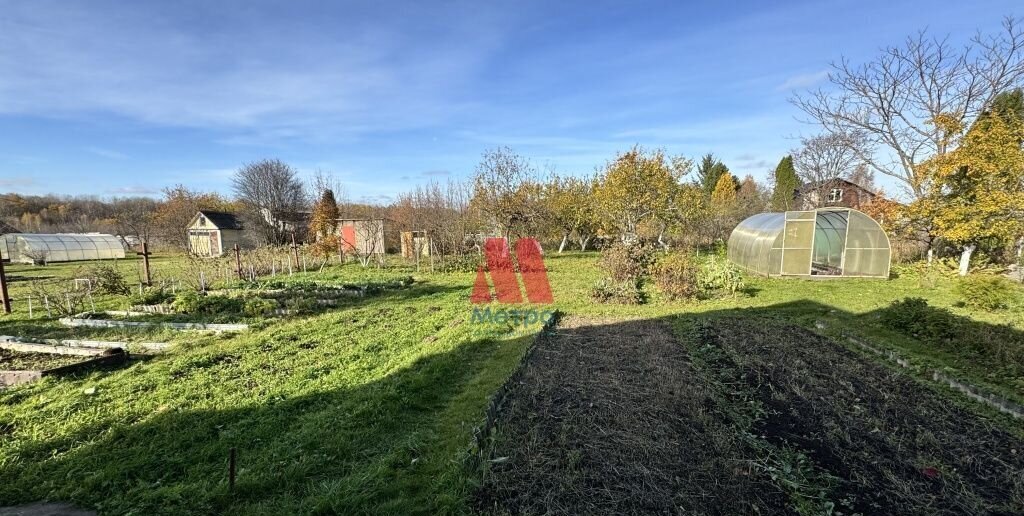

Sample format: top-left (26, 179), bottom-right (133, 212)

top-left (111, 197), bottom-right (158, 247)
top-left (232, 159), bottom-right (309, 244)
top-left (471, 147), bottom-right (542, 241)
top-left (791, 132), bottom-right (860, 208)
top-left (792, 17), bottom-right (1024, 199)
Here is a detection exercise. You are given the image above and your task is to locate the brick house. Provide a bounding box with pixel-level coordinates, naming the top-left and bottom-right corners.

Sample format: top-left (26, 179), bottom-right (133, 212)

top-left (795, 178), bottom-right (878, 210)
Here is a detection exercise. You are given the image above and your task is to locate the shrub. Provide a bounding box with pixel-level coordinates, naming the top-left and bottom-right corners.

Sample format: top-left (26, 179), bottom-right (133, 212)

top-left (879, 298), bottom-right (957, 342)
top-left (87, 264), bottom-right (131, 296)
top-left (598, 241), bottom-right (656, 284)
top-left (954, 275), bottom-right (1019, 310)
top-left (652, 252), bottom-right (700, 300)
top-left (128, 287), bottom-right (175, 306)
top-left (698, 257), bottom-right (745, 296)
top-left (171, 291), bottom-right (203, 314)
top-left (590, 278), bottom-right (645, 305)
top-left (243, 298), bottom-right (278, 317)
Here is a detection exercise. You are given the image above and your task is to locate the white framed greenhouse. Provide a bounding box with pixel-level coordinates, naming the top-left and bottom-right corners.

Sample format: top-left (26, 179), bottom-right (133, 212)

top-left (0, 234), bottom-right (126, 264)
top-left (727, 208), bottom-right (891, 278)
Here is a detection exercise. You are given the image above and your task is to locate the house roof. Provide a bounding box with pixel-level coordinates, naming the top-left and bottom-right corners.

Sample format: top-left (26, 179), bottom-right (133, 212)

top-left (0, 221), bottom-right (21, 235)
top-left (195, 211), bottom-right (244, 230)
top-left (797, 178), bottom-right (877, 196)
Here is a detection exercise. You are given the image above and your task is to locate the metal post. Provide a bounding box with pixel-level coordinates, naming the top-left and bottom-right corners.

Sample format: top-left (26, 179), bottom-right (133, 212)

top-left (0, 256), bottom-right (10, 314)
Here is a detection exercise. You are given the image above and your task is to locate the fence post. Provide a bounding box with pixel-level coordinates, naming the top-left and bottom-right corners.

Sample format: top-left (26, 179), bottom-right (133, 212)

top-left (0, 256), bottom-right (11, 314)
top-left (234, 245), bottom-right (242, 280)
top-left (137, 241), bottom-right (152, 286)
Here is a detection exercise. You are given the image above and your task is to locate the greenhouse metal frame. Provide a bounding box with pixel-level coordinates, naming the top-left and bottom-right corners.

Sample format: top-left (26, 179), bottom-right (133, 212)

top-left (727, 208), bottom-right (891, 278)
top-left (0, 233), bottom-right (126, 264)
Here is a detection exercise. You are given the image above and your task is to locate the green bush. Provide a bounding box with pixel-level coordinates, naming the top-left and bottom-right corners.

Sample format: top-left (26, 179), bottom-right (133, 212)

top-left (598, 241), bottom-right (656, 284)
top-left (86, 264), bottom-right (131, 296)
top-left (243, 298), bottom-right (278, 317)
top-left (698, 257), bottom-right (745, 296)
top-left (172, 291), bottom-right (245, 316)
top-left (879, 298), bottom-right (957, 342)
top-left (590, 278), bottom-right (645, 305)
top-left (652, 252), bottom-right (701, 300)
top-left (128, 287), bottom-right (175, 306)
top-left (954, 274), bottom-right (1019, 310)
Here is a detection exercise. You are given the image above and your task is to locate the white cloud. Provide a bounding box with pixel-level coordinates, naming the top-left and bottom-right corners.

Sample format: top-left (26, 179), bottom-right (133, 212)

top-left (776, 70), bottom-right (829, 91)
top-left (106, 185), bottom-right (158, 195)
top-left (0, 2), bottom-right (507, 140)
top-left (85, 147), bottom-right (128, 159)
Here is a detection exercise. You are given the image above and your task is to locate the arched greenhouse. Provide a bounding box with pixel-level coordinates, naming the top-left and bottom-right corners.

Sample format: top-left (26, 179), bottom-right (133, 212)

top-left (727, 208), bottom-right (891, 278)
top-left (0, 233), bottom-right (126, 264)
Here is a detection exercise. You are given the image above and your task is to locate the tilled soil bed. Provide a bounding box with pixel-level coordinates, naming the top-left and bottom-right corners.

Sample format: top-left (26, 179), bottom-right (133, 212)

top-left (0, 348), bottom-right (84, 370)
top-left (474, 317), bottom-right (793, 515)
top-left (474, 316), bottom-right (1024, 515)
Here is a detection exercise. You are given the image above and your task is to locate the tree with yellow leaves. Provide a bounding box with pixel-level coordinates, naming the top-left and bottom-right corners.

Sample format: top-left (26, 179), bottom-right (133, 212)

top-left (710, 173), bottom-right (739, 206)
top-left (913, 99), bottom-right (1024, 275)
top-left (593, 146), bottom-right (691, 243)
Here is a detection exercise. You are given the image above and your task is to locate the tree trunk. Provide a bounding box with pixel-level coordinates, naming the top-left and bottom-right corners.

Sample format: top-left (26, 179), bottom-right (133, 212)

top-left (1016, 237), bottom-right (1023, 259)
top-left (926, 247), bottom-right (934, 266)
top-left (578, 235), bottom-right (592, 252)
top-left (558, 234), bottom-right (569, 253)
top-left (958, 243), bottom-right (976, 276)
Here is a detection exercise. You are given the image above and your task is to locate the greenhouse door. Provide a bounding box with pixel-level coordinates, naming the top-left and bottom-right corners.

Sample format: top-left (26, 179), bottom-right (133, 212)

top-left (780, 211), bottom-right (814, 276)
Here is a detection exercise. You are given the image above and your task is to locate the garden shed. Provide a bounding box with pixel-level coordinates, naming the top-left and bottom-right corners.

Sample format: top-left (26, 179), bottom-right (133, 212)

top-left (187, 211), bottom-right (246, 257)
top-left (0, 233), bottom-right (125, 264)
top-left (727, 208), bottom-right (890, 278)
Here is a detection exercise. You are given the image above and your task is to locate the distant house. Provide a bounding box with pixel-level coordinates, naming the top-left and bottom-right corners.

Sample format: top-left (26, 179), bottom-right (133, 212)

top-left (795, 178), bottom-right (879, 210)
top-left (187, 211), bottom-right (246, 257)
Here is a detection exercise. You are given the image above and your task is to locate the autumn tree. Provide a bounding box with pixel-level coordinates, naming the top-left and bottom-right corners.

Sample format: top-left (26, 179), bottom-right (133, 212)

top-left (308, 188), bottom-right (341, 260)
top-left (546, 174), bottom-right (600, 252)
top-left (769, 156), bottom-right (801, 210)
top-left (913, 104), bottom-right (1024, 275)
top-left (594, 146), bottom-right (691, 243)
top-left (470, 147), bottom-right (542, 240)
top-left (792, 17), bottom-right (1024, 199)
top-left (696, 154), bottom-right (730, 194)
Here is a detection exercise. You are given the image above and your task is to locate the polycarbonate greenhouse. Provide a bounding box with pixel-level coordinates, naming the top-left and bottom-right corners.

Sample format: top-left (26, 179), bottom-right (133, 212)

top-left (727, 208), bottom-right (891, 278)
top-left (0, 233), bottom-right (126, 264)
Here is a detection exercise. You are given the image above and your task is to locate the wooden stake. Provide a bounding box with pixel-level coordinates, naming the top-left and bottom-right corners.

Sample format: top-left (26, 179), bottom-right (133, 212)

top-left (0, 256), bottom-right (11, 314)
top-left (137, 241), bottom-right (152, 286)
top-left (234, 244), bottom-right (242, 280)
top-left (290, 233), bottom-right (300, 271)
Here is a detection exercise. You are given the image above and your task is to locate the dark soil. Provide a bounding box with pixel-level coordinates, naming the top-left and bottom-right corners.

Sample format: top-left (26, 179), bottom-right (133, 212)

top-left (474, 317), bottom-right (793, 515)
top-left (0, 349), bottom-right (84, 371)
top-left (474, 316), bottom-right (1024, 515)
top-left (697, 317), bottom-right (1024, 515)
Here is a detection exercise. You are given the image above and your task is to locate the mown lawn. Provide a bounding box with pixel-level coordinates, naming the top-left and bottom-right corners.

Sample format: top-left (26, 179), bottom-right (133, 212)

top-left (0, 251), bottom-right (1021, 514)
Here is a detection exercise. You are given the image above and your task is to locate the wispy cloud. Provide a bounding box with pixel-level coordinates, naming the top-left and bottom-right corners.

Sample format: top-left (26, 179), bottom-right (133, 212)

top-left (85, 146), bottom-right (128, 159)
top-left (421, 170), bottom-right (450, 177)
top-left (776, 70), bottom-right (829, 91)
top-left (0, 176), bottom-right (35, 188)
top-left (106, 185), bottom-right (158, 195)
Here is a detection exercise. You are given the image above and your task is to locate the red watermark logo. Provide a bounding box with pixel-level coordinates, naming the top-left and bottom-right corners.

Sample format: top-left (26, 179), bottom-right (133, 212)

top-left (471, 238), bottom-right (553, 304)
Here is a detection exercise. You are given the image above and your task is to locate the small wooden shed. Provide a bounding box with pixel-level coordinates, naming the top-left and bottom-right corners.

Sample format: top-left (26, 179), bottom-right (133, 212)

top-left (187, 211), bottom-right (245, 257)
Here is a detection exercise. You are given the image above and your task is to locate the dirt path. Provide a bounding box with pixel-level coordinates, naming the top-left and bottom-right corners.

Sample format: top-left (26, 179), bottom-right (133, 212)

top-left (474, 316), bottom-right (1024, 515)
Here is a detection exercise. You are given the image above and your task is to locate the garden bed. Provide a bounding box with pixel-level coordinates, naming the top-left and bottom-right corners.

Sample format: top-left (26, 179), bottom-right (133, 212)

top-left (474, 316), bottom-right (1024, 515)
top-left (0, 344), bottom-right (128, 388)
top-left (59, 313), bottom-right (248, 333)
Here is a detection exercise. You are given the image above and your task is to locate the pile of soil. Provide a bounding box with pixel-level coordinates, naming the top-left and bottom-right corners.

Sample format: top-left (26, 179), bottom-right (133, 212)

top-left (473, 317), bottom-right (792, 514)
top-left (0, 349), bottom-right (84, 371)
top-left (474, 316), bottom-right (1024, 515)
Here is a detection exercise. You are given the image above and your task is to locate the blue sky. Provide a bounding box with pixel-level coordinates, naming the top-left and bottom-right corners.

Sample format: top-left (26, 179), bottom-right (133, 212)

top-left (0, 0), bottom-right (1019, 202)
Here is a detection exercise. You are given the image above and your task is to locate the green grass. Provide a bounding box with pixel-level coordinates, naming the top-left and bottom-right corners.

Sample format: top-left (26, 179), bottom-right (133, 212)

top-left (0, 251), bottom-right (1022, 514)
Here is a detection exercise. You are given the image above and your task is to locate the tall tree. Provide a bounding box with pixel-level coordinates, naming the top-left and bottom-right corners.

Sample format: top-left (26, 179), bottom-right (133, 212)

top-left (546, 174), bottom-right (600, 252)
top-left (470, 147), bottom-right (541, 240)
top-left (152, 185), bottom-right (234, 250)
top-left (710, 173), bottom-right (739, 205)
top-left (912, 102), bottom-right (1024, 275)
top-left (696, 154), bottom-right (730, 194)
top-left (792, 17), bottom-right (1024, 199)
top-left (594, 146), bottom-right (691, 242)
top-left (309, 189), bottom-right (340, 240)
top-left (232, 159), bottom-right (308, 244)
top-left (791, 132), bottom-right (860, 207)
top-left (769, 156), bottom-right (801, 211)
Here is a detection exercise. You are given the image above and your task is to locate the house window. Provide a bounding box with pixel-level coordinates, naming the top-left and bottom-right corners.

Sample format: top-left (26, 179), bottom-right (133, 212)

top-left (828, 188), bottom-right (843, 203)
top-left (198, 215), bottom-right (207, 226)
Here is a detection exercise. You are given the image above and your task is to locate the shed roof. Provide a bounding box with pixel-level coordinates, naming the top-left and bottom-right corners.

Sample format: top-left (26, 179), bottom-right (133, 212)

top-left (195, 211), bottom-right (244, 230)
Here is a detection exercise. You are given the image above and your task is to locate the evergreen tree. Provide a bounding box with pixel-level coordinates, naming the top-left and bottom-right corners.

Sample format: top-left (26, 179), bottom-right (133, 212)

top-left (770, 156), bottom-right (801, 211)
top-left (696, 153), bottom-right (729, 194)
top-left (309, 188), bottom-right (340, 239)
